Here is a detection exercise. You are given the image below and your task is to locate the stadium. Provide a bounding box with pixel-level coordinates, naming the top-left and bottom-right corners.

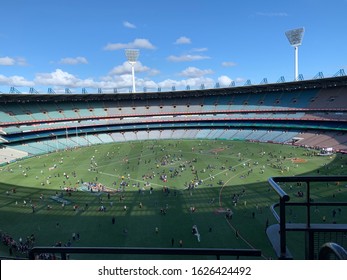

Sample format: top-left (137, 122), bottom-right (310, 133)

top-left (1, 66), bottom-right (347, 260)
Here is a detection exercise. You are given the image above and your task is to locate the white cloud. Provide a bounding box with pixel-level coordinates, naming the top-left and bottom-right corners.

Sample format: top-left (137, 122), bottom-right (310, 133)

top-left (109, 62), bottom-right (141, 75)
top-left (6, 63), bottom-right (160, 90)
top-left (109, 61), bottom-right (159, 76)
top-left (158, 77), bottom-right (215, 89)
top-left (179, 67), bottom-right (213, 78)
top-left (35, 69), bottom-right (79, 86)
top-left (174, 36), bottom-right (191, 45)
top-left (167, 54), bottom-right (210, 62)
top-left (34, 69), bottom-right (97, 88)
top-left (99, 73), bottom-right (142, 90)
top-left (147, 68), bottom-right (160, 76)
top-left (141, 79), bottom-right (158, 89)
top-left (218, 75), bottom-right (233, 86)
top-left (191, 48), bottom-right (208, 52)
top-left (0, 70), bottom-right (241, 92)
top-left (16, 57), bottom-right (28, 66)
top-left (0, 56), bottom-right (15, 65)
top-left (59, 57), bottom-right (88, 65)
top-left (222, 61), bottom-right (237, 67)
top-left (99, 62), bottom-right (160, 90)
top-left (0, 74), bottom-right (34, 86)
top-left (101, 77), bottom-right (159, 92)
top-left (99, 75), bottom-right (216, 92)
top-left (0, 56), bottom-right (27, 66)
top-left (234, 77), bottom-right (246, 84)
top-left (104, 38), bottom-right (156, 50)
top-left (256, 12), bottom-right (288, 17)
top-left (123, 21), bottom-right (136, 29)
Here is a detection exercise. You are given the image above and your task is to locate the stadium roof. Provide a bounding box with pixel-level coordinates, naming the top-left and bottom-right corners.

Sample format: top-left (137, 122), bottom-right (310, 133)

top-left (0, 75), bottom-right (347, 103)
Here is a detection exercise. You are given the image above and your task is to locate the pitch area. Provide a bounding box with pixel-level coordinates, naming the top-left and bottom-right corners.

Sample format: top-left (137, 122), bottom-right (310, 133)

top-left (0, 140), bottom-right (346, 259)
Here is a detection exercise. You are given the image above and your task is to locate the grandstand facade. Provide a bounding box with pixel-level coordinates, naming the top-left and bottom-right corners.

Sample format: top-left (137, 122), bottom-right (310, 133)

top-left (1, 75), bottom-right (347, 164)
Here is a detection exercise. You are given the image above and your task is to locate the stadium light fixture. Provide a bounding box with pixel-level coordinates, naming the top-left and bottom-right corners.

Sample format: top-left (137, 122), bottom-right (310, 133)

top-left (125, 49), bottom-right (140, 93)
top-left (285, 27), bottom-right (304, 81)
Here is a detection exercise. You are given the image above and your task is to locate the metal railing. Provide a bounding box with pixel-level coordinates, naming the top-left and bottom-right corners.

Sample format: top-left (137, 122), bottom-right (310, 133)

top-left (318, 242), bottom-right (347, 260)
top-left (268, 175), bottom-right (347, 259)
top-left (28, 246), bottom-right (261, 260)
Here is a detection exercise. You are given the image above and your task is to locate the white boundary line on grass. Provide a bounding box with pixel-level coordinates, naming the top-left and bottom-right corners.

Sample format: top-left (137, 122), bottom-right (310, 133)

top-left (218, 164), bottom-right (268, 260)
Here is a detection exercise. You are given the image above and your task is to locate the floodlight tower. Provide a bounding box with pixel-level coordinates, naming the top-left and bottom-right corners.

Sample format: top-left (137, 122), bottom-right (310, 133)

top-left (125, 49), bottom-right (140, 93)
top-left (285, 27), bottom-right (304, 81)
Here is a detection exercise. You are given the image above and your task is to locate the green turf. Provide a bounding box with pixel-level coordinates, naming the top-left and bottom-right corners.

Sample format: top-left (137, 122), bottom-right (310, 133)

top-left (0, 140), bottom-right (346, 259)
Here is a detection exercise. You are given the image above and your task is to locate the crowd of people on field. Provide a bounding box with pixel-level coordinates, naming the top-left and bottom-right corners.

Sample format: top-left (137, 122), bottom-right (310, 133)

top-left (0, 140), bottom-right (345, 260)
top-left (1, 231), bottom-right (35, 258)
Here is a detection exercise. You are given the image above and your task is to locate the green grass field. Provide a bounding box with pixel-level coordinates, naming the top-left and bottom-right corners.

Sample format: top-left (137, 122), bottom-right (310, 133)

top-left (0, 140), bottom-right (346, 259)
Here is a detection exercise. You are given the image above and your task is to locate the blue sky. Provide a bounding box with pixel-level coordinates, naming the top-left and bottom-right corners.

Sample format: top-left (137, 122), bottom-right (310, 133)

top-left (0, 0), bottom-right (346, 93)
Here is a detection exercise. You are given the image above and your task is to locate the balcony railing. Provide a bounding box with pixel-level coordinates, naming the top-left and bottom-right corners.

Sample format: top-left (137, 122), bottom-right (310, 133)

top-left (268, 175), bottom-right (347, 259)
top-left (318, 242), bottom-right (347, 260)
top-left (28, 246), bottom-right (261, 260)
